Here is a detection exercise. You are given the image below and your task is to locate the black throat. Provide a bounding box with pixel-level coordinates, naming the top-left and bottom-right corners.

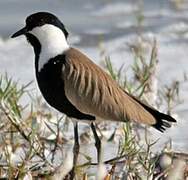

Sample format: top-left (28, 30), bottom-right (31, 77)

top-left (27, 36), bottom-right (95, 120)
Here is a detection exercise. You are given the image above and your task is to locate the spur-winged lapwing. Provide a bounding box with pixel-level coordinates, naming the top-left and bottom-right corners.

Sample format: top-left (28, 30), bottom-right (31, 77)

top-left (11, 11), bottom-right (176, 177)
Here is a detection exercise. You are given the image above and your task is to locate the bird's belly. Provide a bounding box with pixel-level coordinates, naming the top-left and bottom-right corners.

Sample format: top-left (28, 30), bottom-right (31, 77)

top-left (37, 81), bottom-right (65, 112)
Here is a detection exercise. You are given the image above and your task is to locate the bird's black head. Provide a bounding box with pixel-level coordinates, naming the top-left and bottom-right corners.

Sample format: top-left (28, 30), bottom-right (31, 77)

top-left (11, 12), bottom-right (69, 63)
top-left (11, 12), bottom-right (68, 39)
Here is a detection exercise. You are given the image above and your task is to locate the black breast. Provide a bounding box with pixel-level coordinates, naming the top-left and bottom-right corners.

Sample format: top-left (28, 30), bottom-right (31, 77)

top-left (36, 55), bottom-right (95, 121)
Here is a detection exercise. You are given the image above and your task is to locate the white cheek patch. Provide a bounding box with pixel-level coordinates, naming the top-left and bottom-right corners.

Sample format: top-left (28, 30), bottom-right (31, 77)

top-left (30, 24), bottom-right (70, 71)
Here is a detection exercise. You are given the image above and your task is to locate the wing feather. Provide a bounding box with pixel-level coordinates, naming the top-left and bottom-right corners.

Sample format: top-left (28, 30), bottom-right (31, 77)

top-left (62, 48), bottom-right (156, 124)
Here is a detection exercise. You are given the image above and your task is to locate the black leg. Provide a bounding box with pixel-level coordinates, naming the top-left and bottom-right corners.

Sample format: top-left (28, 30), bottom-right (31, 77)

top-left (90, 122), bottom-right (102, 163)
top-left (69, 122), bottom-right (80, 180)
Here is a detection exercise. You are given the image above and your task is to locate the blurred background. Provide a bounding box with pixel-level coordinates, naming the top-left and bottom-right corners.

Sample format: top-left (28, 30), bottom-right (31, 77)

top-left (0, 0), bottom-right (188, 152)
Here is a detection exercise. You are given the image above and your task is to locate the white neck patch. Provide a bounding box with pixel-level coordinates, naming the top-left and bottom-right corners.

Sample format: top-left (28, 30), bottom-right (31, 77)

top-left (29, 24), bottom-right (70, 71)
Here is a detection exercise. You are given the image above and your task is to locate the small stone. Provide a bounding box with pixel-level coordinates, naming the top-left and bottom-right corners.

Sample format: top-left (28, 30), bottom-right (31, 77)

top-left (159, 153), bottom-right (172, 170)
top-left (167, 158), bottom-right (186, 180)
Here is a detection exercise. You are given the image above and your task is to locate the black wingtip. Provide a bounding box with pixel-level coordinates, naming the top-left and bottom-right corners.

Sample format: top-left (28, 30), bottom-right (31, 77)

top-left (160, 113), bottom-right (177, 123)
top-left (152, 113), bottom-right (176, 133)
top-left (152, 121), bottom-right (170, 132)
top-left (122, 90), bottom-right (177, 133)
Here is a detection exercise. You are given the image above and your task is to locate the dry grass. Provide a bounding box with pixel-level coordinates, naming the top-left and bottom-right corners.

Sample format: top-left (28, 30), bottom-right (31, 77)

top-left (0, 36), bottom-right (187, 179)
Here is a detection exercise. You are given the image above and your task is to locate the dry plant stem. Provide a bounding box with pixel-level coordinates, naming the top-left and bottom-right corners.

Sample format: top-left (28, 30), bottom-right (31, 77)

top-left (70, 122), bottom-right (80, 180)
top-left (51, 118), bottom-right (61, 163)
top-left (0, 101), bottom-right (53, 168)
top-left (91, 122), bottom-right (102, 163)
top-left (90, 153), bottom-right (127, 166)
top-left (154, 167), bottom-right (170, 180)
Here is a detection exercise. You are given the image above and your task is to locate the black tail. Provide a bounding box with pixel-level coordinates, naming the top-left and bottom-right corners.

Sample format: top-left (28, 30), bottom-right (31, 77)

top-left (151, 110), bottom-right (176, 132)
top-left (126, 92), bottom-right (177, 132)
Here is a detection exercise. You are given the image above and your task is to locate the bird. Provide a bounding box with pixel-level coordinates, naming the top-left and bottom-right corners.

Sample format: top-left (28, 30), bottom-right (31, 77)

top-left (11, 11), bottom-right (176, 177)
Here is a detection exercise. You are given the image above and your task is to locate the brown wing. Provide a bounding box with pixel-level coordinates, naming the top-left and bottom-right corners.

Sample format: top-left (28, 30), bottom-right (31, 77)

top-left (62, 47), bottom-right (156, 125)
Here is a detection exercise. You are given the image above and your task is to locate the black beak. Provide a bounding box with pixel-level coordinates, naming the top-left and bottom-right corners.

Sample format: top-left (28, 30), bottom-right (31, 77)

top-left (11, 27), bottom-right (27, 38)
